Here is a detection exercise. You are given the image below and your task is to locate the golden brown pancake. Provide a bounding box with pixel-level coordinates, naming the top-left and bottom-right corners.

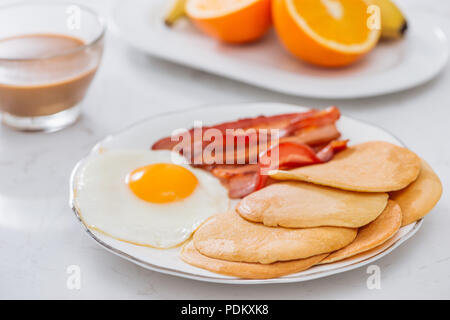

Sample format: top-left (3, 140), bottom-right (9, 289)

top-left (180, 241), bottom-right (328, 279)
top-left (270, 141), bottom-right (421, 193)
top-left (319, 200), bottom-right (402, 264)
top-left (390, 159), bottom-right (442, 226)
top-left (237, 181), bottom-right (388, 228)
top-left (193, 212), bottom-right (357, 264)
top-left (335, 239), bottom-right (394, 263)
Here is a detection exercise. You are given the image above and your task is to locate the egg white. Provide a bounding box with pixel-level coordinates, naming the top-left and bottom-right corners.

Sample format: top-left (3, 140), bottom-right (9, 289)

top-left (73, 149), bottom-right (230, 248)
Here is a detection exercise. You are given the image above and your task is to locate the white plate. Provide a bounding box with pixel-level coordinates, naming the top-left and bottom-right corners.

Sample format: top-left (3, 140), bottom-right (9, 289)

top-left (70, 102), bottom-right (423, 284)
top-left (111, 0), bottom-right (449, 99)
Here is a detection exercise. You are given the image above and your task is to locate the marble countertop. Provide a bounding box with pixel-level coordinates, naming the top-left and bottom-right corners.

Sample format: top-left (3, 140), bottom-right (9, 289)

top-left (0, 0), bottom-right (449, 299)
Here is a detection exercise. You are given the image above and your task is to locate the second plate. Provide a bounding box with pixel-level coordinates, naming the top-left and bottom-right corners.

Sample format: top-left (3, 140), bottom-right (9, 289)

top-left (112, 0), bottom-right (449, 99)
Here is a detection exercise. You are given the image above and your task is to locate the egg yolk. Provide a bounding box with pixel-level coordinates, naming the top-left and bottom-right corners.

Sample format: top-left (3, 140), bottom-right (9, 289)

top-left (127, 163), bottom-right (198, 204)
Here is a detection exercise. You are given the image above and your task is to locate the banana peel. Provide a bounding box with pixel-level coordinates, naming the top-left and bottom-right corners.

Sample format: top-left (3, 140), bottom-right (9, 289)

top-left (370, 0), bottom-right (408, 40)
top-left (164, 0), bottom-right (188, 27)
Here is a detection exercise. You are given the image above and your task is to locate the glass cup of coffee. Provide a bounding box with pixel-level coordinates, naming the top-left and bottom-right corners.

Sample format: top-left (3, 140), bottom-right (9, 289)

top-left (0, 2), bottom-right (105, 132)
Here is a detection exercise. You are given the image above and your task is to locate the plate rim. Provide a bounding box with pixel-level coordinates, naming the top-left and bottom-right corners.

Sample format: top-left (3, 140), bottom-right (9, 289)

top-left (70, 102), bottom-right (423, 284)
top-left (110, 0), bottom-right (449, 99)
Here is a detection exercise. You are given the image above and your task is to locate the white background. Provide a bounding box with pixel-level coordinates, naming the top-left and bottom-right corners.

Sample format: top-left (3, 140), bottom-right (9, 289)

top-left (0, 0), bottom-right (449, 299)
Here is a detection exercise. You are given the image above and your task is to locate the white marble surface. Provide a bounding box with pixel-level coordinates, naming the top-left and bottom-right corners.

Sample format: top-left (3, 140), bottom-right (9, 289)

top-left (0, 0), bottom-right (449, 299)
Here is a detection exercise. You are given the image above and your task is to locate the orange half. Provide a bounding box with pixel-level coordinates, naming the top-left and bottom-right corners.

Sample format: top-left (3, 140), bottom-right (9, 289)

top-left (272, 0), bottom-right (380, 67)
top-left (186, 0), bottom-right (272, 44)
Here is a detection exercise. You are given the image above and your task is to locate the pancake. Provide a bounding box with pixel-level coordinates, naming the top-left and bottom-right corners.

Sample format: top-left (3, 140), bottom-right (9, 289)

top-left (237, 181), bottom-right (388, 228)
top-left (334, 239), bottom-right (394, 264)
top-left (193, 212), bottom-right (357, 264)
top-left (319, 200), bottom-right (402, 264)
top-left (180, 241), bottom-right (328, 279)
top-left (390, 159), bottom-right (442, 226)
top-left (269, 141), bottom-right (421, 193)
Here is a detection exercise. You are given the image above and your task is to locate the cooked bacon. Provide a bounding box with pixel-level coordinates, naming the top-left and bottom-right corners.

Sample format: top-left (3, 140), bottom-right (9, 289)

top-left (208, 164), bottom-right (261, 199)
top-left (198, 123), bottom-right (341, 166)
top-left (316, 140), bottom-right (348, 162)
top-left (150, 112), bottom-right (307, 151)
top-left (259, 142), bottom-right (321, 170)
top-left (225, 169), bottom-right (262, 199)
top-left (211, 164), bottom-right (260, 179)
top-left (150, 107), bottom-right (346, 198)
top-left (285, 123), bottom-right (341, 146)
top-left (151, 106), bottom-right (340, 155)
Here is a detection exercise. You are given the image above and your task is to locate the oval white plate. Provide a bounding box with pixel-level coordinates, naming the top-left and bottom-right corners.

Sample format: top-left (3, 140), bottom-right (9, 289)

top-left (70, 102), bottom-right (423, 284)
top-left (111, 0), bottom-right (448, 99)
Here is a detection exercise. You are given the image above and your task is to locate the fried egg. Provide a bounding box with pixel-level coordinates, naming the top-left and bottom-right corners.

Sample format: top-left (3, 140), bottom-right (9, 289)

top-left (73, 149), bottom-right (230, 248)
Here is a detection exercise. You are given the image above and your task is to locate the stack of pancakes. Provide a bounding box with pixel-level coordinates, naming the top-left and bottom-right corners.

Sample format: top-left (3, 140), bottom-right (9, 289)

top-left (181, 141), bottom-right (442, 279)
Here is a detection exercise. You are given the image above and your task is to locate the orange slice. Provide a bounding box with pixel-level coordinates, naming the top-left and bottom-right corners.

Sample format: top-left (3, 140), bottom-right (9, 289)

top-left (272, 0), bottom-right (380, 67)
top-left (186, 0), bottom-right (272, 44)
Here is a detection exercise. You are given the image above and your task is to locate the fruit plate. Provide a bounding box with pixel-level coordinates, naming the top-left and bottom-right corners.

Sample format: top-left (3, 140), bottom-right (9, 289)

top-left (70, 102), bottom-right (423, 284)
top-left (111, 0), bottom-right (449, 99)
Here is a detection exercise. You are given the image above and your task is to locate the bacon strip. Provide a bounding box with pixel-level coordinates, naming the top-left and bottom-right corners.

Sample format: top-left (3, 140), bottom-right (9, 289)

top-left (150, 107), bottom-right (346, 198)
top-left (316, 140), bottom-right (349, 162)
top-left (152, 106), bottom-right (340, 153)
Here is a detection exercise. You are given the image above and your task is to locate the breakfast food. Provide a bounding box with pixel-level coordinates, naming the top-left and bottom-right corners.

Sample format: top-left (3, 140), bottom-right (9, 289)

top-left (73, 149), bottom-right (229, 248)
top-left (73, 107), bottom-right (442, 280)
top-left (193, 211), bottom-right (357, 264)
top-left (272, 0), bottom-right (380, 67)
top-left (270, 141), bottom-right (421, 192)
top-left (181, 241), bottom-right (328, 279)
top-left (152, 106), bottom-right (346, 198)
top-left (185, 0), bottom-right (272, 43)
top-left (174, 119), bottom-right (439, 278)
top-left (164, 0), bottom-right (407, 68)
top-left (237, 181), bottom-right (389, 228)
top-left (320, 200), bottom-right (402, 264)
top-left (391, 159), bottom-right (443, 226)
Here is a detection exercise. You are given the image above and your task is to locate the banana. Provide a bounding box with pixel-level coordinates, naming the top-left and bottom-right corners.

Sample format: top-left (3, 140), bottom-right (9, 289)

top-left (370, 0), bottom-right (408, 40)
top-left (164, 0), bottom-right (188, 27)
